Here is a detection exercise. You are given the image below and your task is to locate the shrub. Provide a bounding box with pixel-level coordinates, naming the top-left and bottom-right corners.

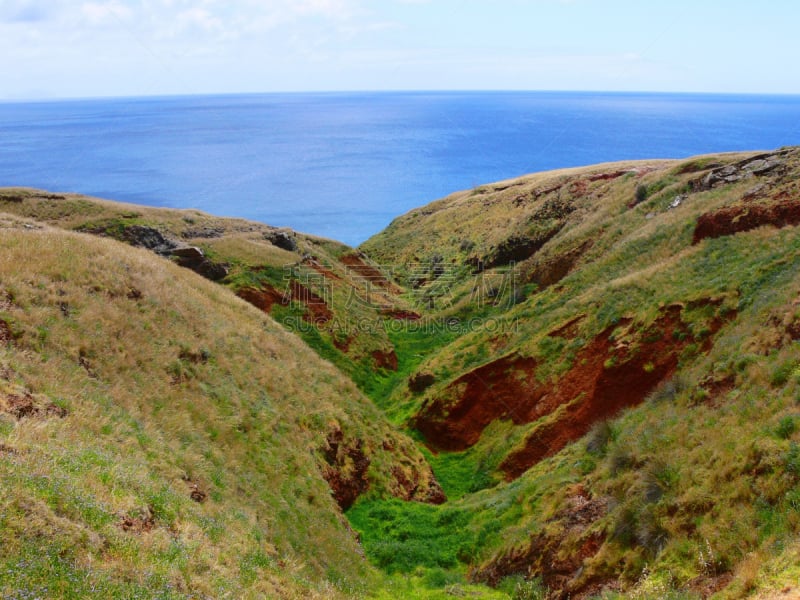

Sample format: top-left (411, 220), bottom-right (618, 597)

top-left (776, 415), bottom-right (798, 440)
top-left (634, 184), bottom-right (649, 206)
top-left (609, 444), bottom-right (635, 475)
top-left (587, 419), bottom-right (615, 456)
top-left (647, 374), bottom-right (688, 404)
top-left (771, 361), bottom-right (796, 387)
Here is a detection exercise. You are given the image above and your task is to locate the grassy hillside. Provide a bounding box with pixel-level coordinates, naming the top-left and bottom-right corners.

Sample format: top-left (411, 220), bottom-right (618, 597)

top-left (0, 188), bottom-right (417, 395)
top-left (0, 215), bottom-right (441, 598)
top-left (5, 146), bottom-right (800, 599)
top-left (350, 147), bottom-right (800, 598)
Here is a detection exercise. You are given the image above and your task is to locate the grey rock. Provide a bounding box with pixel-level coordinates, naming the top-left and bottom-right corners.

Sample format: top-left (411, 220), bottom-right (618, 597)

top-left (264, 229), bottom-right (297, 252)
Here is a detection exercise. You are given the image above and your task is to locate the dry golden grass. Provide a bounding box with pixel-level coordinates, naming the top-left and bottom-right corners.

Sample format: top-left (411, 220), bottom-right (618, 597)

top-left (0, 220), bottom-right (437, 598)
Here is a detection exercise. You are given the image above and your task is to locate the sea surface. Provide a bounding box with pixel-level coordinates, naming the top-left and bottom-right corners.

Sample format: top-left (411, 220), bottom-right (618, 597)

top-left (1, 91), bottom-right (800, 246)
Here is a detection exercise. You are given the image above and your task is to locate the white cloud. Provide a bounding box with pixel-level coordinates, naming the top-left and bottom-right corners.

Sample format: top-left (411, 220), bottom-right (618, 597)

top-left (81, 2), bottom-right (134, 26)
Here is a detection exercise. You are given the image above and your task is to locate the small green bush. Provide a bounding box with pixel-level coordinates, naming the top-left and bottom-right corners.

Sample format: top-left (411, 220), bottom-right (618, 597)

top-left (586, 419), bottom-right (615, 456)
top-left (776, 415), bottom-right (798, 440)
top-left (634, 184), bottom-right (649, 206)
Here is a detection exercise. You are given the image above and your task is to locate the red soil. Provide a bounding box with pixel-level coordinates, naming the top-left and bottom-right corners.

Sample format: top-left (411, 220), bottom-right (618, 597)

top-left (474, 485), bottom-right (609, 597)
top-left (303, 257), bottom-right (342, 281)
top-left (587, 169), bottom-right (631, 182)
top-left (320, 427), bottom-right (371, 510)
top-left (414, 302), bottom-right (734, 478)
top-left (340, 253), bottom-right (403, 294)
top-left (237, 286), bottom-right (287, 313)
top-left (414, 354), bottom-right (540, 451)
top-left (289, 280), bottom-right (333, 324)
top-left (372, 349), bottom-right (399, 371)
top-left (500, 304), bottom-right (732, 480)
top-left (237, 281), bottom-right (332, 324)
top-left (381, 309), bottom-right (422, 321)
top-left (692, 198), bottom-right (800, 244)
top-left (547, 315), bottom-right (586, 340)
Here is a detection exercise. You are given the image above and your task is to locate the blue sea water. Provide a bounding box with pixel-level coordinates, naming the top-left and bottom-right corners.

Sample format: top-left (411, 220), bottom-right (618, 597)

top-left (1, 91), bottom-right (800, 246)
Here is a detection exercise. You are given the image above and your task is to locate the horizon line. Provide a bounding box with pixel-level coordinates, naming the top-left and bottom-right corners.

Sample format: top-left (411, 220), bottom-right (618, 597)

top-left (4, 88), bottom-right (800, 104)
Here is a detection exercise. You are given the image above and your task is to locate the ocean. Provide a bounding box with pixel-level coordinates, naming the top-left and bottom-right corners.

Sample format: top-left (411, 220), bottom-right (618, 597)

top-left (1, 91), bottom-right (799, 246)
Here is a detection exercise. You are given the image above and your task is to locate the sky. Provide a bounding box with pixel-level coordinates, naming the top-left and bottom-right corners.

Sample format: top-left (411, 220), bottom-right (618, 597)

top-left (1, 0), bottom-right (799, 99)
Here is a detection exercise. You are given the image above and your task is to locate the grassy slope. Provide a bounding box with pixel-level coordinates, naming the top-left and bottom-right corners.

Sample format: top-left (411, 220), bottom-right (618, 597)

top-left (0, 188), bottom-right (412, 392)
top-left (0, 215), bottom-right (440, 598)
top-left (351, 147), bottom-right (800, 598)
top-left (5, 146), bottom-right (800, 598)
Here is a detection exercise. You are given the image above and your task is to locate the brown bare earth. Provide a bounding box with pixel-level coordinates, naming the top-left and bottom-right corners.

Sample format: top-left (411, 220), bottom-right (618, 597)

top-left (236, 281), bottom-right (333, 324)
top-left (414, 354), bottom-right (539, 451)
top-left (0, 391), bottom-right (68, 420)
top-left (339, 253), bottom-right (403, 294)
top-left (414, 302), bottom-right (734, 479)
top-left (372, 349), bottom-right (399, 371)
top-left (236, 285), bottom-right (288, 313)
top-left (474, 485), bottom-right (612, 599)
top-left (500, 303), bottom-right (733, 479)
top-left (693, 198), bottom-right (800, 244)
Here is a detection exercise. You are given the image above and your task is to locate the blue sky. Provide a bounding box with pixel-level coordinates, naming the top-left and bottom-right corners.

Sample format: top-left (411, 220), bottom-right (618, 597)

top-left (1, 0), bottom-right (798, 99)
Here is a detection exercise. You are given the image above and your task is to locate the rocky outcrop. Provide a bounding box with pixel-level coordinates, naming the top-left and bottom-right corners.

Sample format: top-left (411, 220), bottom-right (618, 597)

top-left (171, 245), bottom-right (229, 281)
top-left (692, 151), bottom-right (788, 191)
top-left (86, 224), bottom-right (230, 281)
top-left (264, 229), bottom-right (297, 252)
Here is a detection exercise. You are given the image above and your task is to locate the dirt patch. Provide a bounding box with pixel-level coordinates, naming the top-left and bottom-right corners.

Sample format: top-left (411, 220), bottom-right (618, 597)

top-left (527, 240), bottom-right (593, 290)
top-left (687, 572), bottom-right (734, 599)
top-left (0, 392), bottom-right (68, 420)
top-left (474, 486), bottom-right (609, 598)
top-left (587, 169), bottom-right (632, 182)
top-left (484, 228), bottom-right (563, 269)
top-left (372, 349), bottom-right (398, 371)
top-left (333, 334), bottom-right (354, 352)
top-left (414, 302), bottom-right (734, 474)
top-left (340, 253), bottom-right (402, 293)
top-left (692, 199), bottom-right (800, 244)
top-left (237, 281), bottom-right (333, 324)
top-left (499, 304), bottom-right (733, 479)
top-left (120, 507), bottom-right (156, 534)
top-left (289, 280), bottom-right (333, 324)
top-left (0, 319), bottom-right (13, 346)
top-left (78, 352), bottom-right (98, 379)
top-left (414, 354), bottom-right (540, 451)
top-left (381, 309), bottom-right (421, 321)
top-left (547, 315), bottom-right (587, 340)
top-left (237, 285), bottom-right (287, 313)
top-left (389, 465), bottom-right (447, 505)
top-left (319, 426), bottom-right (371, 510)
top-left (408, 372), bottom-right (436, 393)
top-left (697, 374), bottom-right (736, 407)
top-left (303, 257), bottom-right (343, 281)
top-left (0, 443), bottom-right (18, 455)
